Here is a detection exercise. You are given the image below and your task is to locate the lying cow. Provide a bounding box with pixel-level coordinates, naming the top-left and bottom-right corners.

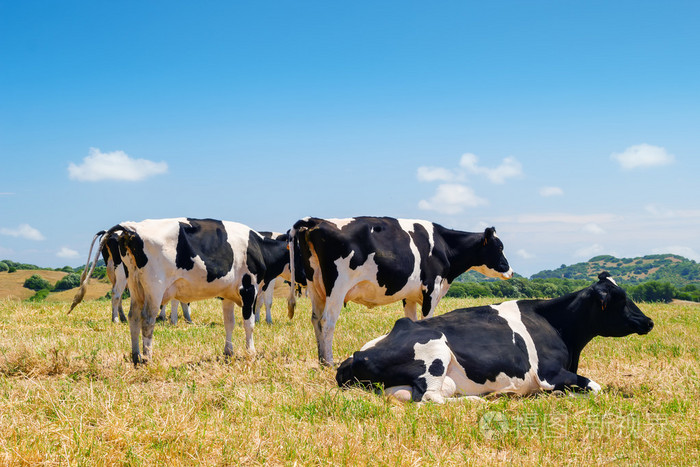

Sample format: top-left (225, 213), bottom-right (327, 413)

top-left (101, 233), bottom-right (193, 325)
top-left (289, 216), bottom-right (512, 365)
top-left (70, 218), bottom-right (290, 365)
top-left (336, 272), bottom-right (654, 402)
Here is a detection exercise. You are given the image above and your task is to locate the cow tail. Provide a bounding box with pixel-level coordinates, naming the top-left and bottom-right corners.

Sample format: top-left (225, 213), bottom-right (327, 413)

top-left (287, 228), bottom-right (297, 319)
top-left (68, 225), bottom-right (121, 314)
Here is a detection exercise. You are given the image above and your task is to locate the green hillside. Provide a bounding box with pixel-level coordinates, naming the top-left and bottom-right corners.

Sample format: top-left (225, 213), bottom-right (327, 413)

top-left (531, 254), bottom-right (700, 286)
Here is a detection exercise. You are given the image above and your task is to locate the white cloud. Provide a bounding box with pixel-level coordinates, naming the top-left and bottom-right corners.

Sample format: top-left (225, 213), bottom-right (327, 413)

top-left (0, 224), bottom-right (45, 241)
top-left (506, 213), bottom-right (618, 225)
top-left (651, 246), bottom-right (700, 262)
top-left (416, 166), bottom-right (459, 182)
top-left (68, 147), bottom-right (168, 182)
top-left (418, 183), bottom-right (488, 214)
top-left (611, 144), bottom-right (675, 170)
top-left (517, 249), bottom-right (535, 259)
top-left (574, 243), bottom-right (605, 259)
top-left (582, 223), bottom-right (606, 235)
top-left (459, 153), bottom-right (523, 184)
top-left (57, 247), bottom-right (80, 259)
top-left (539, 186), bottom-right (563, 197)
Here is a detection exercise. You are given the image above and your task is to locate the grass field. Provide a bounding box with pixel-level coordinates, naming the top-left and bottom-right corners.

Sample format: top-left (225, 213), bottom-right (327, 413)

top-left (0, 295), bottom-right (698, 465)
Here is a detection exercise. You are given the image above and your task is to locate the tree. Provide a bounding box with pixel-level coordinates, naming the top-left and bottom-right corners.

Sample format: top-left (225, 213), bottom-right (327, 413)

top-left (54, 273), bottom-right (82, 291)
top-left (23, 274), bottom-right (52, 291)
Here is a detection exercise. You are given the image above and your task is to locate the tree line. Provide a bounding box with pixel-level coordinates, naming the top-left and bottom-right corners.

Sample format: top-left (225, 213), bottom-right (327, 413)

top-left (446, 276), bottom-right (700, 303)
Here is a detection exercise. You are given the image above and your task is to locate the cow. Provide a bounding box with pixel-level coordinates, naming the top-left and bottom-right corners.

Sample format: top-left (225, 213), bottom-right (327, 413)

top-left (336, 272), bottom-right (654, 403)
top-left (101, 233), bottom-right (192, 325)
top-left (254, 231), bottom-right (302, 324)
top-left (70, 218), bottom-right (290, 365)
top-left (289, 216), bottom-right (513, 365)
top-left (101, 232), bottom-right (128, 323)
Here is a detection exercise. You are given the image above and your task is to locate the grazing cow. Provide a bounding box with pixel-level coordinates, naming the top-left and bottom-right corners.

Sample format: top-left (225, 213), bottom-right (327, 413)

top-left (70, 218), bottom-right (289, 365)
top-left (289, 216), bottom-right (513, 364)
top-left (101, 234), bottom-right (192, 325)
top-left (336, 272), bottom-right (654, 403)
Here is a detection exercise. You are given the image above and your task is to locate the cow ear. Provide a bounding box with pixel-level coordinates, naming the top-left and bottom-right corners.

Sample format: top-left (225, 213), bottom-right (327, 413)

top-left (594, 285), bottom-right (610, 311)
top-left (483, 227), bottom-right (496, 246)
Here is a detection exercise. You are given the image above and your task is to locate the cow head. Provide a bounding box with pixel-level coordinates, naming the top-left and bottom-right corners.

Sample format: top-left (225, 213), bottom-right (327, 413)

top-left (470, 227), bottom-right (513, 280)
top-left (590, 272), bottom-right (654, 337)
top-left (336, 356), bottom-right (356, 387)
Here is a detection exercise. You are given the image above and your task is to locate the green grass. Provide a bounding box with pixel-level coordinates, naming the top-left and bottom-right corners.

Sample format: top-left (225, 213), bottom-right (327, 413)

top-left (0, 297), bottom-right (698, 465)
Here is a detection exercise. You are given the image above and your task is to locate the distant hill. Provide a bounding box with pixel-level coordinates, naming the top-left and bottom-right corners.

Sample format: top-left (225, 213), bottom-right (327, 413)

top-left (530, 254), bottom-right (700, 286)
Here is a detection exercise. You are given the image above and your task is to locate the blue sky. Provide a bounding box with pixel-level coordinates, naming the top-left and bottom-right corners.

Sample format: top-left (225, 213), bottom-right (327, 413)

top-left (1, 1), bottom-right (698, 277)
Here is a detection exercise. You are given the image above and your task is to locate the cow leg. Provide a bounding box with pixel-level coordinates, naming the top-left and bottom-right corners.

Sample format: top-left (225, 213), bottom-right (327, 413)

top-left (111, 291), bottom-right (121, 323)
top-left (157, 304), bottom-right (167, 322)
top-left (222, 299), bottom-right (236, 357)
top-left (127, 299), bottom-right (143, 365)
top-left (117, 299), bottom-right (127, 323)
top-left (181, 302), bottom-right (192, 323)
top-left (308, 287), bottom-right (326, 362)
top-left (240, 274), bottom-right (257, 354)
top-left (254, 286), bottom-right (273, 324)
top-left (403, 300), bottom-right (418, 321)
top-left (140, 296), bottom-right (160, 363)
top-left (169, 299), bottom-right (179, 325)
top-left (546, 369), bottom-right (602, 394)
top-left (318, 294), bottom-right (344, 366)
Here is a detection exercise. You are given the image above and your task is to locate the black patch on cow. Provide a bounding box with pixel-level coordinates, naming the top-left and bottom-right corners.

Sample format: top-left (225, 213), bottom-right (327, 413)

top-left (101, 234), bottom-right (122, 267)
top-left (117, 226), bottom-right (148, 269)
top-left (240, 273), bottom-right (256, 320)
top-left (175, 218), bottom-right (234, 283)
top-left (428, 358), bottom-right (445, 377)
top-left (245, 230), bottom-right (289, 291)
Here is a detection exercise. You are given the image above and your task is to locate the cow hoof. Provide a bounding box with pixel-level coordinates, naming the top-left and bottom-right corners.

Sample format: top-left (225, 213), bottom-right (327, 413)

top-left (587, 380), bottom-right (602, 393)
top-left (131, 353), bottom-right (147, 366)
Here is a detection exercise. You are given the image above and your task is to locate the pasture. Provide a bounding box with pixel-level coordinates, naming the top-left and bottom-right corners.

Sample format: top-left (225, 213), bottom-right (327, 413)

top-left (0, 296), bottom-right (698, 465)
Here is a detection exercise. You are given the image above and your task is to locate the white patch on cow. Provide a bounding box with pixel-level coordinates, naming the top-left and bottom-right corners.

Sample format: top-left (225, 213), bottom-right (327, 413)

top-left (492, 301), bottom-right (539, 370)
top-left (413, 335), bottom-right (455, 402)
top-left (587, 380), bottom-right (602, 393)
top-left (360, 334), bottom-right (388, 351)
top-left (327, 218), bottom-right (356, 230)
top-left (606, 276), bottom-right (618, 287)
top-left (385, 386), bottom-right (413, 402)
top-left (398, 219), bottom-right (436, 256)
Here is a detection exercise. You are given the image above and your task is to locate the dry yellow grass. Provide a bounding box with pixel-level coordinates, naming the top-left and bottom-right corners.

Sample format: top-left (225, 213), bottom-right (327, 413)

top-left (0, 296), bottom-right (698, 465)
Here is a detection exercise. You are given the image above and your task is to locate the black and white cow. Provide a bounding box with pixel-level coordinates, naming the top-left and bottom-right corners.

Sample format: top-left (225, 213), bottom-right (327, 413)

top-left (289, 216), bottom-right (513, 364)
top-left (336, 272), bottom-right (654, 403)
top-left (70, 218), bottom-right (290, 365)
top-left (101, 233), bottom-right (192, 325)
top-left (101, 232), bottom-right (128, 323)
top-left (254, 231), bottom-right (301, 324)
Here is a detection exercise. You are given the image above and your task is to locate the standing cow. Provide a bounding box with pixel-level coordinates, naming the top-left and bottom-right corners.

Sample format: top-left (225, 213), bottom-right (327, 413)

top-left (336, 272), bottom-right (654, 403)
top-left (101, 233), bottom-right (193, 325)
top-left (254, 231), bottom-right (305, 324)
top-left (289, 216), bottom-right (513, 365)
top-left (70, 218), bottom-right (290, 365)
